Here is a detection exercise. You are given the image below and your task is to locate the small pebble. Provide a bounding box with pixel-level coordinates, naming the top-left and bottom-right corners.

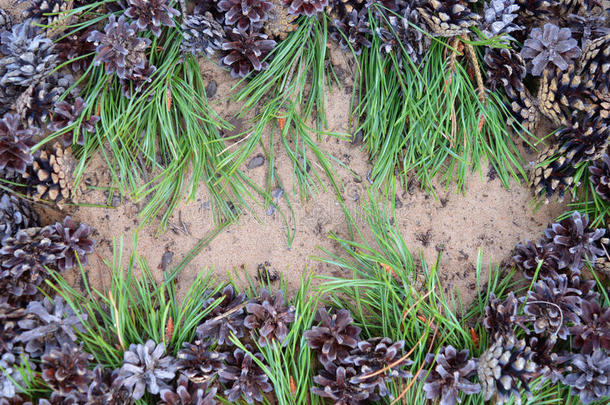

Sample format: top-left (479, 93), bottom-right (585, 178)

top-left (247, 154), bottom-right (265, 169)
top-left (205, 80), bottom-right (217, 99)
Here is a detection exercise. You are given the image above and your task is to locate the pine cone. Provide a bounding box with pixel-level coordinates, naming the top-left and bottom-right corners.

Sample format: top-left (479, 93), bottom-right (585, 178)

top-left (325, 0), bottom-right (365, 22)
top-left (578, 33), bottom-right (610, 93)
top-left (125, 0), bottom-right (180, 37)
top-left (0, 193), bottom-right (40, 239)
top-left (244, 288), bottom-right (296, 346)
top-left (521, 23), bottom-right (581, 76)
top-left (513, 239), bottom-right (562, 280)
top-left (264, 0), bottom-right (298, 40)
top-left (159, 374), bottom-right (218, 405)
top-left (23, 142), bottom-right (83, 207)
top-left (569, 298), bottom-right (610, 354)
top-left (38, 391), bottom-right (86, 405)
top-left (483, 292), bottom-right (531, 334)
top-left (119, 340), bottom-right (177, 400)
top-left (526, 335), bottom-right (569, 384)
top-left (180, 12), bottom-right (224, 58)
top-left (283, 0), bottom-right (328, 16)
top-left (0, 226), bottom-right (64, 299)
top-left (87, 366), bottom-right (133, 405)
top-left (0, 394), bottom-right (34, 405)
top-left (220, 28), bottom-right (277, 78)
top-left (120, 63), bottom-right (157, 99)
top-left (589, 153), bottom-right (610, 201)
top-left (515, 0), bottom-right (556, 25)
top-left (417, 0), bottom-right (481, 37)
top-left (523, 275), bottom-right (583, 339)
top-left (530, 142), bottom-right (577, 201)
top-left (481, 0), bottom-right (523, 40)
top-left (218, 345), bottom-right (272, 403)
top-left (0, 19), bottom-right (58, 88)
top-left (87, 15), bottom-right (151, 80)
top-left (564, 349), bottom-right (610, 404)
top-left (196, 285), bottom-right (247, 346)
top-left (310, 362), bottom-right (371, 404)
top-left (41, 344), bottom-right (93, 396)
top-left (544, 211), bottom-right (606, 273)
top-left (19, 0), bottom-right (72, 27)
top-left (304, 307), bottom-right (362, 367)
top-left (217, 0), bottom-right (274, 31)
top-left (330, 9), bottom-right (372, 55)
top-left (0, 7), bottom-right (12, 31)
top-left (54, 29), bottom-right (97, 73)
top-left (346, 337), bottom-right (413, 398)
top-left (49, 216), bottom-right (95, 271)
top-left (14, 71), bottom-right (78, 128)
top-left (375, 5), bottom-right (430, 66)
top-left (177, 339), bottom-right (227, 384)
top-left (484, 47), bottom-right (526, 95)
top-left (0, 352), bottom-right (27, 400)
top-left (48, 97), bottom-right (99, 147)
top-left (0, 301), bottom-right (27, 355)
top-left (477, 333), bottom-right (538, 405)
top-left (16, 295), bottom-right (85, 358)
top-left (0, 112), bottom-right (37, 175)
top-left (422, 345), bottom-right (480, 405)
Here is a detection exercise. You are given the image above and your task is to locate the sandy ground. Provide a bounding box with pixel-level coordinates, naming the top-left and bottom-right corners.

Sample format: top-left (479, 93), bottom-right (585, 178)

top-left (38, 58), bottom-right (565, 311)
top-left (3, 1), bottom-right (566, 309)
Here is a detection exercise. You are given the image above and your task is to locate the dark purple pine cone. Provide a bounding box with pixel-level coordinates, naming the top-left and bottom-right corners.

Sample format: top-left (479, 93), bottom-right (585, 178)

top-left (483, 292), bottom-right (532, 335)
top-left (38, 391), bottom-right (86, 405)
top-left (421, 345), bottom-right (480, 405)
top-left (87, 15), bottom-right (151, 80)
top-left (196, 285), bottom-right (246, 346)
top-left (484, 47), bottom-right (526, 96)
top-left (513, 239), bottom-right (562, 280)
top-left (177, 339), bottom-right (227, 384)
top-left (50, 216), bottom-right (95, 271)
top-left (48, 98), bottom-right (100, 147)
top-left (218, 0), bottom-right (273, 31)
top-left (87, 365), bottom-right (133, 405)
top-left (311, 362), bottom-right (371, 404)
top-left (304, 307), bottom-right (362, 367)
top-left (527, 335), bottom-right (569, 384)
top-left (346, 337), bottom-right (413, 398)
top-left (330, 9), bottom-right (372, 56)
top-left (589, 154), bottom-right (610, 201)
top-left (120, 63), bottom-right (157, 100)
top-left (16, 295), bottom-right (86, 358)
top-left (125, 0), bottom-right (180, 37)
top-left (220, 28), bottom-right (277, 78)
top-left (564, 348), bottom-right (610, 404)
top-left (523, 275), bottom-right (583, 340)
top-left (0, 112), bottom-right (37, 175)
top-left (159, 374), bottom-right (218, 405)
top-left (0, 226), bottom-right (64, 298)
top-left (569, 298), bottom-right (610, 354)
top-left (218, 345), bottom-right (272, 403)
top-left (55, 28), bottom-right (97, 72)
top-left (41, 344), bottom-right (93, 396)
top-left (283, 0), bottom-right (328, 16)
top-left (244, 288), bottom-right (296, 347)
top-left (545, 211), bottom-right (606, 274)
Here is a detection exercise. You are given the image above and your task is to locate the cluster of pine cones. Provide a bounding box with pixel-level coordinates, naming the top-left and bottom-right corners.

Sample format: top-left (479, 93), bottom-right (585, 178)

top-left (475, 0), bottom-right (609, 202)
top-left (0, 283), bottom-right (300, 404)
top-left (305, 307), bottom-right (414, 403)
